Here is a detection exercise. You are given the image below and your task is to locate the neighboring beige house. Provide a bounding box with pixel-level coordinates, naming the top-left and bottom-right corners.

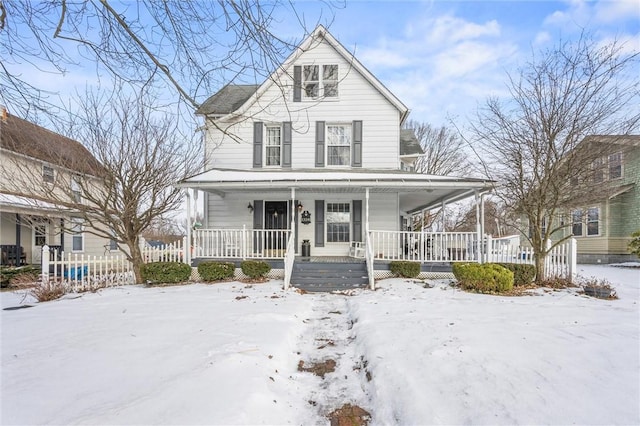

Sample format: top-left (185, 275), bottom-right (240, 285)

top-left (0, 108), bottom-right (114, 265)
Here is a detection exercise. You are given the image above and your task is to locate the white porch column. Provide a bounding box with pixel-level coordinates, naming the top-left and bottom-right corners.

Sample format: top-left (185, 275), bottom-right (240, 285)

top-left (291, 187), bottom-right (296, 247)
top-left (441, 200), bottom-right (446, 231)
top-left (480, 192), bottom-right (486, 262)
top-left (365, 188), bottom-right (370, 233)
top-left (185, 189), bottom-right (192, 265)
top-left (475, 190), bottom-right (481, 263)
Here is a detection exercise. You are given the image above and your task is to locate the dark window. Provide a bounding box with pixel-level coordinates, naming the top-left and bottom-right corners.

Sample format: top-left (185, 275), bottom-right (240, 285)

top-left (587, 207), bottom-right (599, 236)
top-left (609, 152), bottom-right (622, 179)
top-left (572, 209), bottom-right (583, 236)
top-left (43, 165), bottom-right (54, 183)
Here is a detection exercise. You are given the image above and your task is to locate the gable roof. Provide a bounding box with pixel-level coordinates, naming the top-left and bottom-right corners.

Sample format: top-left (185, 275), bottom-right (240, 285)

top-left (196, 84), bottom-right (260, 116)
top-left (0, 110), bottom-right (103, 176)
top-left (197, 25), bottom-right (409, 121)
top-left (400, 129), bottom-right (423, 156)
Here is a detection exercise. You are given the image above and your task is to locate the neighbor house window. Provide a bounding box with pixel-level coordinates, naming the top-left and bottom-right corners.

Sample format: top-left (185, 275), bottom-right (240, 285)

top-left (327, 124), bottom-right (351, 166)
top-left (265, 126), bottom-right (281, 166)
top-left (303, 64), bottom-right (338, 99)
top-left (71, 217), bottom-right (84, 252)
top-left (571, 209), bottom-right (583, 236)
top-left (43, 165), bottom-right (54, 183)
top-left (609, 152), bottom-right (622, 179)
top-left (71, 175), bottom-right (82, 203)
top-left (592, 158), bottom-right (604, 183)
top-left (586, 207), bottom-right (600, 236)
top-left (326, 202), bottom-right (350, 242)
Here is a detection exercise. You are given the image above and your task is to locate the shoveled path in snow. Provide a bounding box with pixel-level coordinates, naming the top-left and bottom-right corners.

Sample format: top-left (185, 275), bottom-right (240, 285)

top-left (294, 292), bottom-right (374, 421)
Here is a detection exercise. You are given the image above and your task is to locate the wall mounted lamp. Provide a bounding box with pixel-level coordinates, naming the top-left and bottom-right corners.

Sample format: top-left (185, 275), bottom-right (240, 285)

top-left (247, 202), bottom-right (254, 213)
top-left (296, 203), bottom-right (304, 212)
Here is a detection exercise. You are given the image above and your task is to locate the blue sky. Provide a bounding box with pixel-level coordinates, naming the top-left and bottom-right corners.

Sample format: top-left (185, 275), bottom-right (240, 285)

top-left (275, 0), bottom-right (639, 126)
top-left (9, 0), bottom-right (639, 129)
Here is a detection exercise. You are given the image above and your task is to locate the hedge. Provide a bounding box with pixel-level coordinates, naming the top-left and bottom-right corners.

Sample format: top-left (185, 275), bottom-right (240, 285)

top-left (452, 263), bottom-right (514, 293)
top-left (496, 263), bottom-right (535, 286)
top-left (197, 261), bottom-right (235, 282)
top-left (241, 260), bottom-right (271, 279)
top-left (389, 261), bottom-right (421, 278)
top-left (1, 265), bottom-right (40, 288)
top-left (141, 262), bottom-right (191, 284)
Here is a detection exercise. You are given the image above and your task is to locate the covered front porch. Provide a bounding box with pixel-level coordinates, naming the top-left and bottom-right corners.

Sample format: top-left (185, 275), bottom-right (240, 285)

top-left (179, 169), bottom-right (494, 289)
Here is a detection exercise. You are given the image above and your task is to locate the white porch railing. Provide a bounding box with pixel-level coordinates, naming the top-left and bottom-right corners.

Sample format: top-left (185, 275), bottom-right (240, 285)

top-left (193, 226), bottom-right (290, 259)
top-left (368, 231), bottom-right (480, 262)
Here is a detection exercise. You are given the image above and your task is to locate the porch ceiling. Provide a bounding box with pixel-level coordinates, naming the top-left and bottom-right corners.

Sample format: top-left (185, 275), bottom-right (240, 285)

top-left (0, 193), bottom-right (71, 217)
top-left (178, 168), bottom-right (494, 210)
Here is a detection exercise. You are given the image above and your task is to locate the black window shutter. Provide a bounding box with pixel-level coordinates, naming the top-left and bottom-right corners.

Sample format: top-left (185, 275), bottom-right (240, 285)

top-left (283, 121), bottom-right (292, 168)
top-left (353, 200), bottom-right (362, 242)
top-left (352, 120), bottom-right (362, 167)
top-left (293, 66), bottom-right (302, 102)
top-left (253, 122), bottom-right (263, 168)
top-left (315, 200), bottom-right (324, 247)
top-left (315, 121), bottom-right (325, 167)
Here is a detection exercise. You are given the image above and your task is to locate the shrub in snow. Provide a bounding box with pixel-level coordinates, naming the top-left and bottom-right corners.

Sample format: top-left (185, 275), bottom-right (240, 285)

top-left (452, 263), bottom-right (514, 293)
top-left (389, 261), bottom-right (420, 278)
top-left (240, 260), bottom-right (271, 279)
top-left (30, 281), bottom-right (66, 302)
top-left (1, 265), bottom-right (40, 289)
top-left (629, 230), bottom-right (640, 258)
top-left (497, 263), bottom-right (535, 286)
top-left (141, 262), bottom-right (191, 284)
top-left (198, 261), bottom-right (235, 282)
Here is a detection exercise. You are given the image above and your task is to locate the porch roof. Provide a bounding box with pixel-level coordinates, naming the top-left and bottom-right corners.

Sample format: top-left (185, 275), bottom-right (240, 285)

top-left (0, 193), bottom-right (71, 217)
top-left (178, 168), bottom-right (494, 212)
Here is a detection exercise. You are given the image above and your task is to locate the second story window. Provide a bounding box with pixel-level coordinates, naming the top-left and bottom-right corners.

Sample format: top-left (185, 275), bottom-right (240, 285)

top-left (609, 152), bottom-right (622, 179)
top-left (591, 157), bottom-right (604, 183)
top-left (43, 165), bottom-right (54, 183)
top-left (327, 124), bottom-right (351, 166)
top-left (71, 175), bottom-right (82, 203)
top-left (265, 126), bottom-right (281, 166)
top-left (303, 64), bottom-right (338, 99)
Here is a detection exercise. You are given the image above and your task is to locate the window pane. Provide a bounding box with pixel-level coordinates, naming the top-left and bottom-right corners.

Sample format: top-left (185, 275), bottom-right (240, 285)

top-left (323, 65), bottom-right (338, 97)
top-left (265, 126), bottom-right (281, 166)
top-left (303, 65), bottom-right (319, 98)
top-left (72, 236), bottom-right (83, 251)
top-left (266, 147), bottom-right (281, 166)
top-left (609, 153), bottom-right (622, 179)
top-left (587, 207), bottom-right (599, 236)
top-left (303, 65), bottom-right (319, 81)
top-left (592, 158), bottom-right (604, 183)
top-left (571, 209), bottom-right (583, 236)
top-left (328, 146), bottom-right (349, 165)
top-left (326, 203), bottom-right (350, 242)
top-left (323, 65), bottom-right (338, 81)
top-left (43, 165), bottom-right (54, 183)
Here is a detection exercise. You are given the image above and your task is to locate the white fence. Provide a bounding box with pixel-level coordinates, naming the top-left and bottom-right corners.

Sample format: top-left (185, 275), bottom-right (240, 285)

top-left (41, 238), bottom-right (187, 291)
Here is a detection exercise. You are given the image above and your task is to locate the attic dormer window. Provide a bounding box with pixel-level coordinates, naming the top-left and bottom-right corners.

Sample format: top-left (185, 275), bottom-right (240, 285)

top-left (303, 64), bottom-right (338, 99)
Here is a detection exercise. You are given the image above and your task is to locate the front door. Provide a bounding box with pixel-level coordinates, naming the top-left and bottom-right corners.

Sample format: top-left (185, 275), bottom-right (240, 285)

top-left (264, 201), bottom-right (288, 251)
top-left (32, 220), bottom-right (49, 264)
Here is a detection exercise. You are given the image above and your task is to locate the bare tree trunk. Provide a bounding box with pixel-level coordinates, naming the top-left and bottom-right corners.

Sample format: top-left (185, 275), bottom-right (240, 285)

top-left (534, 251), bottom-right (546, 284)
top-left (126, 240), bottom-right (145, 284)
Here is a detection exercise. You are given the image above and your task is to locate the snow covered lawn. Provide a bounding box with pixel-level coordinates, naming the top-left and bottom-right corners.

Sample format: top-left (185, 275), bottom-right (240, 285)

top-left (1, 264), bottom-right (638, 425)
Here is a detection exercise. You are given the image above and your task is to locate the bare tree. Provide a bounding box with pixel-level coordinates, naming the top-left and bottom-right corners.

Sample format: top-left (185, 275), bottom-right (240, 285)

top-left (471, 34), bottom-right (639, 281)
top-left (404, 120), bottom-right (471, 176)
top-left (0, 0), bottom-right (328, 119)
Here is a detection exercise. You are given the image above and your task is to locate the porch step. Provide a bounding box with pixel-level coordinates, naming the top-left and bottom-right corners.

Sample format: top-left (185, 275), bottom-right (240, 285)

top-left (290, 260), bottom-right (369, 292)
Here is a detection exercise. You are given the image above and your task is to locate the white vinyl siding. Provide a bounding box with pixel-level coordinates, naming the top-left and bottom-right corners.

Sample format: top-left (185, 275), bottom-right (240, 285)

top-left (204, 39), bottom-right (401, 170)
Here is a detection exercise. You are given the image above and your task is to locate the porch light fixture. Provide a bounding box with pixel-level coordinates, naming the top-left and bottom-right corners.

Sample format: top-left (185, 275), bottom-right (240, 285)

top-left (296, 203), bottom-right (304, 212)
top-left (247, 203), bottom-right (254, 213)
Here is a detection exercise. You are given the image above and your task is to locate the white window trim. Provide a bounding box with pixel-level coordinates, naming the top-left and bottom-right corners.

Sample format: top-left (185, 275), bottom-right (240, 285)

top-left (302, 63), bottom-right (339, 101)
top-left (43, 164), bottom-right (54, 184)
top-left (263, 124), bottom-right (282, 168)
top-left (325, 123), bottom-right (352, 167)
top-left (586, 206), bottom-right (601, 237)
top-left (325, 201), bottom-right (351, 244)
top-left (608, 152), bottom-right (623, 180)
top-left (71, 218), bottom-right (85, 252)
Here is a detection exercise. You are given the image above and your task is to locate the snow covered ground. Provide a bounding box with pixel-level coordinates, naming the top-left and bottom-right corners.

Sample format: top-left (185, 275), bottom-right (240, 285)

top-left (1, 264), bottom-right (638, 425)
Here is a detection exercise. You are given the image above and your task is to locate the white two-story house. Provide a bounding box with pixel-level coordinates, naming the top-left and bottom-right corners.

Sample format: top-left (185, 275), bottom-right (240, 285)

top-left (179, 26), bottom-right (493, 289)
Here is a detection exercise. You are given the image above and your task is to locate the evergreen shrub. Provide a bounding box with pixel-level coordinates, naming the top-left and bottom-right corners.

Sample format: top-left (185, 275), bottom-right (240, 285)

top-left (452, 263), bottom-right (514, 293)
top-left (497, 263), bottom-right (536, 286)
top-left (241, 260), bottom-right (271, 279)
top-left (141, 262), bottom-right (191, 284)
top-left (197, 261), bottom-right (235, 282)
top-left (389, 261), bottom-right (421, 278)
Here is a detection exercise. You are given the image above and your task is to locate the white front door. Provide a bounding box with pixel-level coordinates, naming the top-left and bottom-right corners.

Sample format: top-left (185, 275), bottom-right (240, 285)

top-left (32, 222), bottom-right (49, 264)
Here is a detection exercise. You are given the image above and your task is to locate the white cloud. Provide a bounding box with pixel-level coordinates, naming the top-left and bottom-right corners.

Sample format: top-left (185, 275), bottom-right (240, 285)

top-left (534, 31), bottom-right (552, 46)
top-left (543, 0), bottom-right (639, 29)
top-left (593, 0), bottom-right (640, 23)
